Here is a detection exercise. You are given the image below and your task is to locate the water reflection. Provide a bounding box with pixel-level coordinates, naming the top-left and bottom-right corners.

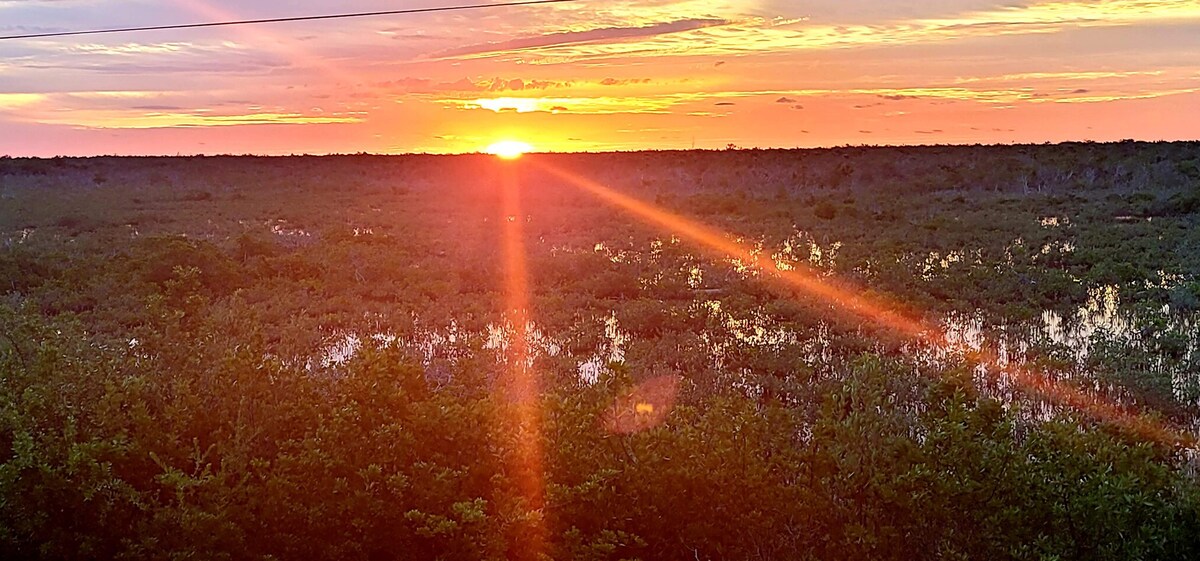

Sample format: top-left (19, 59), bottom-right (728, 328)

top-left (928, 285), bottom-right (1200, 411)
top-left (304, 231), bottom-right (1196, 441)
top-left (269, 219), bottom-right (310, 238)
top-left (577, 312), bottom-right (629, 385)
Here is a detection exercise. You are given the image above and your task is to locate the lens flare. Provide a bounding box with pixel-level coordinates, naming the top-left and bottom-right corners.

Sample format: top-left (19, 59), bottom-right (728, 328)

top-left (606, 376), bottom-right (682, 434)
top-left (538, 161), bottom-right (1196, 448)
top-left (487, 140), bottom-right (533, 160)
top-left (495, 161), bottom-right (546, 560)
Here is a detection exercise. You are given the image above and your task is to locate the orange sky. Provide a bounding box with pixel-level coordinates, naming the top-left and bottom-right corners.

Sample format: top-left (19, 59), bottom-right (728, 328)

top-left (1, 0), bottom-right (1198, 156)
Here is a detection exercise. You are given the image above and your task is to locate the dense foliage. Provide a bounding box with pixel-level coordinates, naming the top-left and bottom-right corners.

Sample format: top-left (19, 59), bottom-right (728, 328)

top-left (2, 142), bottom-right (1199, 560)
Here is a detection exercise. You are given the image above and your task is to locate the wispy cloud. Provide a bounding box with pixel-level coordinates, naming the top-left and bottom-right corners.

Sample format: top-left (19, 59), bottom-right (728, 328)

top-left (431, 17), bottom-right (728, 59)
top-left (849, 85), bottom-right (1200, 104)
top-left (446, 96), bottom-right (676, 115)
top-left (66, 42), bottom-right (198, 55)
top-left (5, 38), bottom-right (289, 75)
top-left (0, 92), bottom-right (45, 109)
top-left (438, 84), bottom-right (1200, 116)
top-left (436, 0), bottom-right (1200, 63)
top-left (953, 70), bottom-right (1168, 84)
top-left (33, 110), bottom-right (363, 129)
top-left (366, 76), bottom-right (665, 97)
top-left (0, 89), bottom-right (362, 129)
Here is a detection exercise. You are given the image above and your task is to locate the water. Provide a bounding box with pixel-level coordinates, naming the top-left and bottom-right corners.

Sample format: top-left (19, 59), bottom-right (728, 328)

top-left (303, 230), bottom-right (1198, 445)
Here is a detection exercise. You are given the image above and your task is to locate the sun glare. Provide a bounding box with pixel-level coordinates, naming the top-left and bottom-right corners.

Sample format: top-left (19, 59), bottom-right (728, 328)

top-left (487, 140), bottom-right (533, 160)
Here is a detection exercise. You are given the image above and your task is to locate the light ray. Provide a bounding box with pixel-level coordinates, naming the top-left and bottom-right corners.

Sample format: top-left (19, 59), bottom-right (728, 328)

top-left (168, 0), bottom-right (366, 95)
top-left (538, 161), bottom-right (1196, 448)
top-left (497, 158), bottom-right (547, 559)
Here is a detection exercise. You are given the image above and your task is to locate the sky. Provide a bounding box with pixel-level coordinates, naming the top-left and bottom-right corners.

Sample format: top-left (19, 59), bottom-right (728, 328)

top-left (0, 0), bottom-right (1198, 156)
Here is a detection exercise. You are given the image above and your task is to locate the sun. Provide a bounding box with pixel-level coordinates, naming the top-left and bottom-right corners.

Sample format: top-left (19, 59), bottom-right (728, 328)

top-left (486, 140), bottom-right (533, 160)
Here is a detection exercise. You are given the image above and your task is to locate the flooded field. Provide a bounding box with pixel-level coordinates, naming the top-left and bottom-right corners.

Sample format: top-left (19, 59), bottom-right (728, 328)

top-left (3, 145), bottom-right (1200, 559)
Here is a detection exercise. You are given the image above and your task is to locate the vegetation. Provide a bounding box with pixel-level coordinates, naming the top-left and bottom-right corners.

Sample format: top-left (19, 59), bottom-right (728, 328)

top-left (1, 141), bottom-right (1199, 560)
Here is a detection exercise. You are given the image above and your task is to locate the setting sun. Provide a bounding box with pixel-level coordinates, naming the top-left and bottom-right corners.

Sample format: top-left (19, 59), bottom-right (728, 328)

top-left (3, 1), bottom-right (1198, 558)
top-left (486, 140), bottom-right (533, 160)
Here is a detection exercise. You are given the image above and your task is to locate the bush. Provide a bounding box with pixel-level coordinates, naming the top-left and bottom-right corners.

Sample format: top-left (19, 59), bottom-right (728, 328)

top-left (814, 200), bottom-right (838, 220)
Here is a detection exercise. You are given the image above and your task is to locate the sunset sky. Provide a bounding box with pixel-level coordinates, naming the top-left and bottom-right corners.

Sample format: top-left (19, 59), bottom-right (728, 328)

top-left (1, 0), bottom-right (1198, 156)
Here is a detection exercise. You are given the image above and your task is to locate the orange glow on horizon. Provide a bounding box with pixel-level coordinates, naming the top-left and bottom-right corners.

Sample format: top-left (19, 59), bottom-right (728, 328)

top-left (487, 140), bottom-right (534, 160)
top-left (6, 1), bottom-right (1200, 156)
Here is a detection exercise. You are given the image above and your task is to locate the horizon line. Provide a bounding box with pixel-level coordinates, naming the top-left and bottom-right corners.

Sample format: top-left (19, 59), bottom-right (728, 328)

top-left (4, 138), bottom-right (1199, 160)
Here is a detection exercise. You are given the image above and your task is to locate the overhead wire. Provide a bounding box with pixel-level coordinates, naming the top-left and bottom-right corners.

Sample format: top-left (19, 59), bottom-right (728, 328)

top-left (0, 0), bottom-right (579, 41)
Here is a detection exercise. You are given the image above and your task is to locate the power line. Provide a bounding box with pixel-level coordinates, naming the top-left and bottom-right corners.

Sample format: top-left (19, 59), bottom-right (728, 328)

top-left (0, 0), bottom-right (579, 41)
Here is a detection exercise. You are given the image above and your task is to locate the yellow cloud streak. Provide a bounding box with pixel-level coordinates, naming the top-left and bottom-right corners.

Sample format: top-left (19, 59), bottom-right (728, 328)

top-left (440, 85), bottom-right (1199, 115)
top-left (456, 96), bottom-right (676, 114)
top-left (68, 42), bottom-right (198, 55)
top-left (0, 93), bottom-right (46, 109)
top-left (65, 91), bottom-right (178, 100)
top-left (26, 110), bottom-right (362, 129)
top-left (453, 0), bottom-right (1200, 63)
top-left (954, 70), bottom-right (1168, 84)
top-left (1045, 88), bottom-right (1200, 103)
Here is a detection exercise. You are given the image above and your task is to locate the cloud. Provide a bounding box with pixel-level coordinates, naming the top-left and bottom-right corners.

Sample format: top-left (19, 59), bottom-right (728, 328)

top-left (449, 96), bottom-right (674, 115)
top-left (0, 92), bottom-right (44, 109)
top-left (476, 77), bottom-right (572, 92)
top-left (433, 0), bottom-right (1200, 64)
top-left (22, 61), bottom-right (284, 75)
top-left (438, 85), bottom-right (1200, 118)
top-left (0, 88), bottom-right (363, 129)
top-left (67, 42), bottom-right (194, 56)
top-left (9, 39), bottom-right (288, 75)
top-left (369, 76), bottom-right (660, 97)
top-left (431, 18), bottom-right (728, 59)
top-left (953, 70), bottom-right (1167, 84)
top-left (600, 77), bottom-right (652, 86)
top-left (373, 77), bottom-right (433, 90)
top-left (46, 111), bottom-right (362, 129)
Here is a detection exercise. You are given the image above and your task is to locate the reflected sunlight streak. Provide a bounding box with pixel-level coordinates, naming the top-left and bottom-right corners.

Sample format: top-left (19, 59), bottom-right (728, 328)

top-left (538, 162), bottom-right (1196, 448)
top-left (498, 161), bottom-right (547, 559)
